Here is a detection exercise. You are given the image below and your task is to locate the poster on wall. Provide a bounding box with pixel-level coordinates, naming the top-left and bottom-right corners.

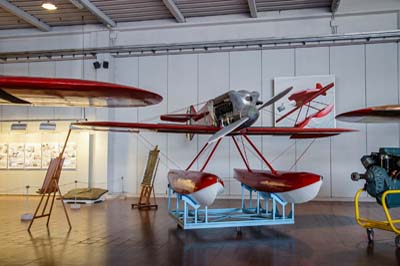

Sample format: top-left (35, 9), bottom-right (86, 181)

top-left (274, 75), bottom-right (336, 128)
top-left (41, 143), bottom-right (60, 169)
top-left (0, 144), bottom-right (8, 169)
top-left (8, 143), bottom-right (25, 169)
top-left (24, 143), bottom-right (42, 169)
top-left (61, 142), bottom-right (77, 169)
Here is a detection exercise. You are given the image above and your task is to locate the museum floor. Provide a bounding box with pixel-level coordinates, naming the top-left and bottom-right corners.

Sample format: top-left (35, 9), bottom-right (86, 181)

top-left (0, 196), bottom-right (399, 266)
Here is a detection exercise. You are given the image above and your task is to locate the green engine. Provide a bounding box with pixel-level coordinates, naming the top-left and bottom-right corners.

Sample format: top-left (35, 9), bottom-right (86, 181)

top-left (352, 148), bottom-right (400, 208)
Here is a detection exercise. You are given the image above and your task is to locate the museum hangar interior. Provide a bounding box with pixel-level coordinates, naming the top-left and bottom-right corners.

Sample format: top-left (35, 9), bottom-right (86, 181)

top-left (1, 0), bottom-right (400, 265)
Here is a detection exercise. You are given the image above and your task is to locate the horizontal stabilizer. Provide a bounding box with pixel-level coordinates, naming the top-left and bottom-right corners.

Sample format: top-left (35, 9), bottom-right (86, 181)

top-left (160, 108), bottom-right (208, 123)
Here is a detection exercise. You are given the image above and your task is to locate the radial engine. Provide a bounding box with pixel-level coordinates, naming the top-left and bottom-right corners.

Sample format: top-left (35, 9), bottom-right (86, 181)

top-left (352, 148), bottom-right (400, 208)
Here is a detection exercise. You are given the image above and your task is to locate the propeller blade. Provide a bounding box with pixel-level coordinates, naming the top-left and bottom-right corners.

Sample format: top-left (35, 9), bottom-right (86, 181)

top-left (208, 117), bottom-right (250, 144)
top-left (258, 86), bottom-right (293, 111)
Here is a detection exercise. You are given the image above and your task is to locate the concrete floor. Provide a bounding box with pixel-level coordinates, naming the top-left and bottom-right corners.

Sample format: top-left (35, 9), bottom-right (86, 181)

top-left (0, 195), bottom-right (399, 266)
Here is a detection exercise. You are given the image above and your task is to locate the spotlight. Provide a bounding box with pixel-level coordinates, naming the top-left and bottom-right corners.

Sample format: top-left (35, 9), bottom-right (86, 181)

top-left (102, 61), bottom-right (109, 69)
top-left (39, 122), bottom-right (56, 130)
top-left (93, 61), bottom-right (101, 69)
top-left (11, 122), bottom-right (27, 131)
top-left (41, 1), bottom-right (57, 10)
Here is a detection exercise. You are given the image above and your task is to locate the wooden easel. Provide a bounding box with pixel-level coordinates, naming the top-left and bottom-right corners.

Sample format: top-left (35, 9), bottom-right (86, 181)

top-left (132, 145), bottom-right (160, 210)
top-left (28, 129), bottom-right (72, 232)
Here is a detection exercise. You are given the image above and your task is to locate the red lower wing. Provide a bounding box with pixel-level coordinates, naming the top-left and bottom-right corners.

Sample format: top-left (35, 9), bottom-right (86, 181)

top-left (72, 121), bottom-right (355, 138)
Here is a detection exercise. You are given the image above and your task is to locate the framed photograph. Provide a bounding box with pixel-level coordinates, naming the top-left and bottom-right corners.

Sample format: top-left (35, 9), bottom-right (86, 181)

top-left (8, 143), bottom-right (25, 169)
top-left (274, 75), bottom-right (336, 128)
top-left (0, 144), bottom-right (8, 169)
top-left (61, 142), bottom-right (77, 169)
top-left (24, 143), bottom-right (42, 169)
top-left (41, 143), bottom-right (60, 169)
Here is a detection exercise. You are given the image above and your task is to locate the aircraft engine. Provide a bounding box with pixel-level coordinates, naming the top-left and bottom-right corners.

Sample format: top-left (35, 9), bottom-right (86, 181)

top-left (352, 148), bottom-right (400, 208)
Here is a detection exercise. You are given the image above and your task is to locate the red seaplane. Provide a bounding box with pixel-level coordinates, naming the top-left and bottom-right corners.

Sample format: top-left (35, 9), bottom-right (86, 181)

top-left (276, 82), bottom-right (335, 128)
top-left (71, 86), bottom-right (354, 206)
top-left (0, 75), bottom-right (354, 207)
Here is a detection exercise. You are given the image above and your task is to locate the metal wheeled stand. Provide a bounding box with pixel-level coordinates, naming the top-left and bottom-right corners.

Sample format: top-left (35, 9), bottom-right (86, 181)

top-left (355, 188), bottom-right (400, 247)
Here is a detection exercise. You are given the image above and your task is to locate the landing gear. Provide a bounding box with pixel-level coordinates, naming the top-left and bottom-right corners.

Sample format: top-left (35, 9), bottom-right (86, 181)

top-left (367, 228), bottom-right (374, 242)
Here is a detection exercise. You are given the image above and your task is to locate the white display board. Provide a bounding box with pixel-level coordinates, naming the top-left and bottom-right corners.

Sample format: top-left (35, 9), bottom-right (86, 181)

top-left (0, 142), bottom-right (77, 170)
top-left (274, 75), bottom-right (336, 128)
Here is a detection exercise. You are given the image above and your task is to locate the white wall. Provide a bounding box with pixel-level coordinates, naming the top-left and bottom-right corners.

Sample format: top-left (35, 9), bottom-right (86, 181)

top-left (0, 1), bottom-right (399, 199)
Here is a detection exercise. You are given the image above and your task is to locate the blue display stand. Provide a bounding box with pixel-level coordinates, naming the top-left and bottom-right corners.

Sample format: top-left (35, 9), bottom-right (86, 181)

top-left (167, 184), bottom-right (295, 229)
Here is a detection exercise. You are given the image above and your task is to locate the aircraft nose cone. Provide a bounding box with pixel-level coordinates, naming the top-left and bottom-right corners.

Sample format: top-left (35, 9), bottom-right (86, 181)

top-left (244, 105), bottom-right (259, 121)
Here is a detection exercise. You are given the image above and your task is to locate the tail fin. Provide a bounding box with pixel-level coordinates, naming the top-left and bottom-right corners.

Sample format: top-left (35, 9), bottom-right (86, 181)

top-left (188, 105), bottom-right (196, 116)
top-left (316, 83), bottom-right (327, 96)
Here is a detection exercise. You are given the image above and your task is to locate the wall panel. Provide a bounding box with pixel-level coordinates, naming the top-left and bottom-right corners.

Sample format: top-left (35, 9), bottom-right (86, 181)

top-left (261, 49), bottom-right (295, 172)
top-left (294, 47), bottom-right (332, 198)
top-left (138, 56), bottom-right (168, 195)
top-left (198, 52), bottom-right (230, 193)
top-left (1, 42), bottom-right (400, 200)
top-left (366, 43), bottom-right (399, 153)
top-left (166, 54), bottom-right (199, 195)
top-left (229, 50), bottom-right (262, 195)
top-left (109, 57), bottom-right (139, 194)
top-left (330, 45), bottom-right (367, 198)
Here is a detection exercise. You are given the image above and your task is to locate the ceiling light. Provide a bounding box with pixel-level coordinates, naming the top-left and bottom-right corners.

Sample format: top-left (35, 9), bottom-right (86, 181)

top-left (41, 2), bottom-right (57, 10)
top-left (11, 123), bottom-right (27, 131)
top-left (40, 122), bottom-right (56, 130)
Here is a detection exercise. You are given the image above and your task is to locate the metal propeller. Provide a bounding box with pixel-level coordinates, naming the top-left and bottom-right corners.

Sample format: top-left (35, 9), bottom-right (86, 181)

top-left (207, 116), bottom-right (249, 144)
top-left (258, 86), bottom-right (293, 111)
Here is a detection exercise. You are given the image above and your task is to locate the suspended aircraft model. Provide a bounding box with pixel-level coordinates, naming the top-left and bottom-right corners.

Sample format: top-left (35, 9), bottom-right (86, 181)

top-left (336, 105), bottom-right (400, 246)
top-left (276, 82), bottom-right (335, 128)
top-left (0, 75), bottom-right (162, 107)
top-left (72, 84), bottom-right (354, 209)
top-left (0, 75), bottom-right (163, 230)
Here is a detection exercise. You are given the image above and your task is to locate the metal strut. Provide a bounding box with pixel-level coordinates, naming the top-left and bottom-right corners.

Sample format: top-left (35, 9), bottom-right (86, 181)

top-left (242, 134), bottom-right (276, 174)
top-left (185, 138), bottom-right (222, 172)
top-left (200, 139), bottom-right (222, 172)
top-left (231, 136), bottom-right (252, 172)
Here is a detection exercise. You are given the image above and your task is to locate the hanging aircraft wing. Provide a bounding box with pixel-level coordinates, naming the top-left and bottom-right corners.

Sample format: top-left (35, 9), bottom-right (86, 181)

top-left (336, 105), bottom-right (400, 123)
top-left (71, 121), bottom-right (355, 139)
top-left (0, 75), bottom-right (162, 107)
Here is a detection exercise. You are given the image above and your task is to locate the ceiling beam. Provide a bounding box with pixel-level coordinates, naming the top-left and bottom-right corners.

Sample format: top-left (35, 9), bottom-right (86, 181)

top-left (247, 0), bottom-right (258, 18)
top-left (162, 0), bottom-right (185, 23)
top-left (76, 0), bottom-right (116, 28)
top-left (331, 0), bottom-right (341, 13)
top-left (68, 0), bottom-right (84, 9)
top-left (0, 0), bottom-right (51, 31)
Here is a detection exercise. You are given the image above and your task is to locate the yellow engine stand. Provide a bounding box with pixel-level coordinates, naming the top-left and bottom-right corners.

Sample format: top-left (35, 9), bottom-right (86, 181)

top-left (355, 188), bottom-right (400, 247)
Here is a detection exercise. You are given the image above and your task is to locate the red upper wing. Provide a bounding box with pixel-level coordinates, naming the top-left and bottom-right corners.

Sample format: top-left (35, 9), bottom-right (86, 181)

top-left (72, 121), bottom-right (355, 138)
top-left (0, 75), bottom-right (163, 107)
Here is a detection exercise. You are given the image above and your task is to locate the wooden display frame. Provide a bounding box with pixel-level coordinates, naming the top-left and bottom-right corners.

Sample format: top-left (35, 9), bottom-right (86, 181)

top-left (28, 129), bottom-right (72, 232)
